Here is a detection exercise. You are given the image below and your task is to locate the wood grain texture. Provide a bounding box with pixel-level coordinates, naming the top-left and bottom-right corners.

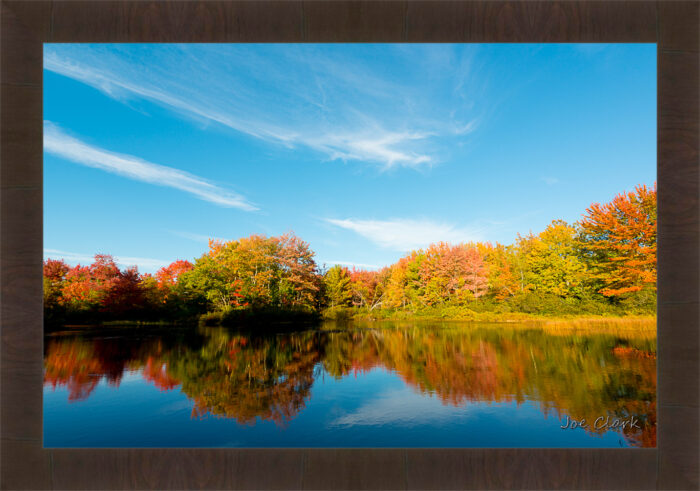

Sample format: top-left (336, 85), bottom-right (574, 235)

top-left (1, 0), bottom-right (699, 489)
top-left (0, 439), bottom-right (52, 490)
top-left (658, 0), bottom-right (700, 52)
top-left (657, 303), bottom-right (700, 408)
top-left (51, 449), bottom-right (238, 489)
top-left (0, 354), bottom-right (43, 442)
top-left (0, 85), bottom-right (43, 189)
top-left (231, 449), bottom-right (304, 490)
top-left (658, 405), bottom-right (700, 489)
top-left (656, 6), bottom-right (700, 488)
top-left (0, 185), bottom-right (44, 444)
top-left (51, 1), bottom-right (304, 42)
top-left (406, 449), bottom-right (656, 490)
top-left (302, 449), bottom-right (406, 490)
top-left (302, 1), bottom-right (407, 42)
top-left (51, 449), bottom-right (306, 490)
top-left (405, 1), bottom-right (657, 42)
top-left (0, 1), bottom-right (50, 86)
top-left (657, 49), bottom-right (700, 305)
top-left (50, 450), bottom-right (132, 490)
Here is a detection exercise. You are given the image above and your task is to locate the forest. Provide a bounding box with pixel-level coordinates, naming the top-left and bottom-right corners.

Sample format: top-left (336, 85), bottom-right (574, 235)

top-left (44, 183), bottom-right (657, 326)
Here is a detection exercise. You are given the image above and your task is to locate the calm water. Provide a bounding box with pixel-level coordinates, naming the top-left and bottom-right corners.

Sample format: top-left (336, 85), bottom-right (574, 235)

top-left (43, 320), bottom-right (656, 447)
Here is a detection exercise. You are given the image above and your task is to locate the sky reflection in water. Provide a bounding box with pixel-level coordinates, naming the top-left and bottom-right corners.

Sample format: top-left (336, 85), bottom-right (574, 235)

top-left (43, 320), bottom-right (656, 447)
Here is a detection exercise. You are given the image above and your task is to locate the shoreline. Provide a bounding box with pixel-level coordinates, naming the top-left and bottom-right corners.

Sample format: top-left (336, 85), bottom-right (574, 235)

top-left (327, 307), bottom-right (656, 325)
top-left (46, 313), bottom-right (657, 335)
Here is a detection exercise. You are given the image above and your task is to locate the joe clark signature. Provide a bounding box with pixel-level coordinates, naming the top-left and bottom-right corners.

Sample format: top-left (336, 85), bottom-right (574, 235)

top-left (560, 415), bottom-right (641, 430)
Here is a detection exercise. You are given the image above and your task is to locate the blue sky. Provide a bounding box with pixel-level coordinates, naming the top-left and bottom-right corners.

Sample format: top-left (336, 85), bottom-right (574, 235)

top-left (43, 44), bottom-right (656, 273)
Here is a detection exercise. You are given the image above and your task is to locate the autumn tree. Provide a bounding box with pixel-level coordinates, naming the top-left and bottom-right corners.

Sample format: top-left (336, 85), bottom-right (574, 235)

top-left (516, 221), bottom-right (590, 298)
top-left (43, 259), bottom-right (70, 307)
top-left (578, 184), bottom-right (657, 297)
top-left (383, 257), bottom-right (412, 309)
top-left (383, 253), bottom-right (425, 309)
top-left (323, 265), bottom-right (352, 308)
top-left (182, 236), bottom-right (275, 310)
top-left (61, 264), bottom-right (102, 310)
top-left (349, 268), bottom-right (388, 310)
top-left (44, 255), bottom-right (158, 321)
top-left (139, 274), bottom-right (165, 307)
top-left (100, 266), bottom-right (144, 315)
top-left (477, 243), bottom-right (518, 299)
top-left (276, 233), bottom-right (320, 310)
top-left (418, 242), bottom-right (489, 305)
top-left (43, 184), bottom-right (658, 325)
top-left (182, 233), bottom-right (319, 313)
top-left (156, 260), bottom-right (194, 289)
top-left (79, 255), bottom-right (148, 315)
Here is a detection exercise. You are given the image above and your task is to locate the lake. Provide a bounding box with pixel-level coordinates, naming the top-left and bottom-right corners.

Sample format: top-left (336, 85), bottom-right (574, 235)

top-left (43, 319), bottom-right (656, 447)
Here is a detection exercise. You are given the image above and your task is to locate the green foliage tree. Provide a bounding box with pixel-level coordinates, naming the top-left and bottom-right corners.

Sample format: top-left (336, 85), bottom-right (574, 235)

top-left (517, 220), bottom-right (591, 298)
top-left (323, 265), bottom-right (352, 308)
top-left (43, 183), bottom-right (657, 325)
top-left (181, 233), bottom-right (320, 314)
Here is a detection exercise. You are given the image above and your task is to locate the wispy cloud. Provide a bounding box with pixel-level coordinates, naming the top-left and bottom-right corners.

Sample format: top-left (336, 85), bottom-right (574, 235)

top-left (44, 249), bottom-right (170, 272)
top-left (329, 386), bottom-right (471, 428)
top-left (167, 230), bottom-right (229, 244)
top-left (44, 122), bottom-right (257, 210)
top-left (540, 176), bottom-right (559, 186)
top-left (305, 130), bottom-right (433, 169)
top-left (320, 260), bottom-right (381, 270)
top-left (44, 45), bottom-right (484, 169)
top-left (453, 119), bottom-right (479, 135)
top-left (324, 218), bottom-right (484, 252)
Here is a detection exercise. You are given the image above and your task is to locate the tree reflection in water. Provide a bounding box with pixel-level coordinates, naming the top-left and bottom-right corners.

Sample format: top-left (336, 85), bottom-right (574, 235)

top-left (44, 321), bottom-right (656, 446)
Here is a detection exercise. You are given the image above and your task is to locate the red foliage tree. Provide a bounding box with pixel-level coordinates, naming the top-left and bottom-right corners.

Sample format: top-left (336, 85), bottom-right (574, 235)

top-left (155, 260), bottom-right (194, 289)
top-left (348, 268), bottom-right (387, 310)
top-left (44, 259), bottom-right (70, 282)
top-left (419, 242), bottom-right (489, 304)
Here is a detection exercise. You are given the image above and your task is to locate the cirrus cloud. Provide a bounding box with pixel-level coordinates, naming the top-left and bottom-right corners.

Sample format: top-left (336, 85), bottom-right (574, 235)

top-left (324, 217), bottom-right (484, 252)
top-left (43, 45), bottom-right (481, 169)
top-left (44, 122), bottom-right (257, 211)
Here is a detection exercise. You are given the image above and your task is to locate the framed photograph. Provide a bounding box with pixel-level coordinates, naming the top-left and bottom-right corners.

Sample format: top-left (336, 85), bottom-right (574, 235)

top-left (1, 1), bottom-right (698, 489)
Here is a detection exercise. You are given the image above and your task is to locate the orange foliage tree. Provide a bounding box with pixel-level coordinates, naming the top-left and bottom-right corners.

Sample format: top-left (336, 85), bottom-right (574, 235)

top-left (418, 242), bottom-right (489, 305)
top-left (277, 233), bottom-right (321, 309)
top-left (348, 267), bottom-right (388, 310)
top-left (578, 184), bottom-right (657, 297)
top-left (43, 183), bottom-right (658, 324)
top-left (477, 243), bottom-right (519, 299)
top-left (156, 260), bottom-right (194, 289)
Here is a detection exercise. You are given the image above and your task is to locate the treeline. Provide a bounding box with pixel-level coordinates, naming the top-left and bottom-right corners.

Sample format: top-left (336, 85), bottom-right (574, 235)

top-left (44, 234), bottom-right (320, 325)
top-left (44, 183), bottom-right (657, 326)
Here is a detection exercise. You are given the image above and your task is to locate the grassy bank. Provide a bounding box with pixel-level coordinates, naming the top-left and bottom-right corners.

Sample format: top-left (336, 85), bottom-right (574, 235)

top-left (322, 305), bottom-right (656, 325)
top-left (321, 307), bottom-right (656, 340)
top-left (323, 290), bottom-right (655, 324)
top-left (46, 296), bottom-right (655, 334)
top-left (198, 307), bottom-right (321, 328)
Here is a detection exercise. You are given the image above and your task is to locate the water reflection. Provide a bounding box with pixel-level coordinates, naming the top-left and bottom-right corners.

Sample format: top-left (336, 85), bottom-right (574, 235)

top-left (44, 321), bottom-right (656, 447)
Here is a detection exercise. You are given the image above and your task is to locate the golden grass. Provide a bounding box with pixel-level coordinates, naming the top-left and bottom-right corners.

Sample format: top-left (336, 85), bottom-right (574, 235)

top-left (348, 314), bottom-right (657, 339)
top-left (508, 317), bottom-right (656, 338)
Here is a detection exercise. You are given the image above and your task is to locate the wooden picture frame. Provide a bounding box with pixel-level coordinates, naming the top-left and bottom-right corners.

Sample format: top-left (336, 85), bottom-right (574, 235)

top-left (1, 1), bottom-right (697, 489)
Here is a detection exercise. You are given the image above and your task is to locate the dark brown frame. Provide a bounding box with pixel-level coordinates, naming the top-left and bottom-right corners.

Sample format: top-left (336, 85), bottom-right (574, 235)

top-left (1, 1), bottom-right (698, 489)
